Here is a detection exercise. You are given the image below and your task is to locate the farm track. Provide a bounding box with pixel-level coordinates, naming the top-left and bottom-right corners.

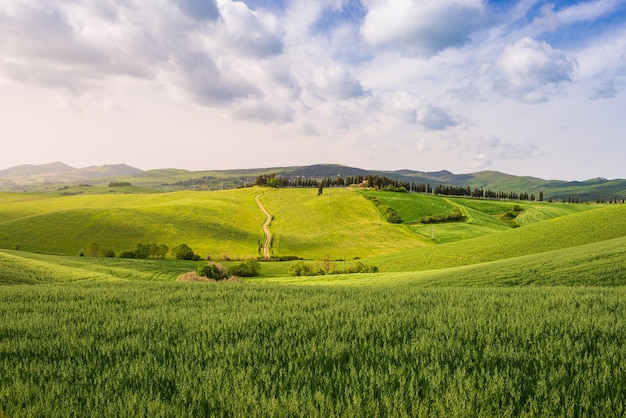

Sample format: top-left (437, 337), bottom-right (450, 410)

top-left (255, 192), bottom-right (273, 259)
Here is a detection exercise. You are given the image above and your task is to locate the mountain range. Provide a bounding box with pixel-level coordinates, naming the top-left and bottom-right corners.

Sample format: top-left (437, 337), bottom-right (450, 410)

top-left (0, 162), bottom-right (624, 200)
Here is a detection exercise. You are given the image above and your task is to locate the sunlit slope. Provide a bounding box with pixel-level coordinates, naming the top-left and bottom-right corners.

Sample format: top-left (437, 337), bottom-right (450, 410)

top-left (367, 204), bottom-right (626, 272)
top-left (256, 235), bottom-right (626, 287)
top-left (0, 189), bottom-right (264, 258)
top-left (0, 250), bottom-right (200, 285)
top-left (261, 188), bottom-right (425, 260)
top-left (366, 191), bottom-right (597, 243)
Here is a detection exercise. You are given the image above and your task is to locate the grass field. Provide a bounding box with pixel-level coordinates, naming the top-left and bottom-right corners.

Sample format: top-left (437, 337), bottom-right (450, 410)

top-left (2, 188), bottom-right (626, 416)
top-left (260, 188), bottom-right (425, 260)
top-left (1, 283), bottom-right (626, 417)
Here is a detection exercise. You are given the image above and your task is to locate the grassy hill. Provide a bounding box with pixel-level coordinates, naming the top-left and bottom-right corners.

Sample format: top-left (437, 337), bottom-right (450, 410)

top-left (2, 174), bottom-right (626, 417)
top-left (0, 189), bottom-right (265, 259)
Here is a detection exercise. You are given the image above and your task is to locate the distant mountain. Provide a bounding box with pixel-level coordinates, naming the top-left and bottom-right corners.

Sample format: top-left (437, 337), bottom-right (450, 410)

top-left (0, 162), bottom-right (143, 186)
top-left (1, 162), bottom-right (624, 200)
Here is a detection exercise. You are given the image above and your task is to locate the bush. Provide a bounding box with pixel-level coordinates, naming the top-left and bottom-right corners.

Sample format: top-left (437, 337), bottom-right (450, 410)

top-left (103, 249), bottom-right (116, 258)
top-left (289, 262), bottom-right (315, 277)
top-left (229, 259), bottom-right (261, 277)
top-left (172, 244), bottom-right (200, 261)
top-left (196, 263), bottom-right (228, 281)
top-left (364, 195), bottom-right (402, 223)
top-left (119, 251), bottom-right (135, 259)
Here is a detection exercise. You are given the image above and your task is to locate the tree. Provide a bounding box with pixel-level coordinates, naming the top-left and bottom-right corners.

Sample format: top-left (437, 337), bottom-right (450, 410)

top-left (196, 262), bottom-right (228, 281)
top-left (172, 244), bottom-right (200, 260)
top-left (229, 259), bottom-right (261, 277)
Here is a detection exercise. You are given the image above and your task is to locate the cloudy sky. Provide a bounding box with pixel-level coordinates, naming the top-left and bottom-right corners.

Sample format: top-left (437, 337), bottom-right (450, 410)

top-left (1, 0), bottom-right (625, 180)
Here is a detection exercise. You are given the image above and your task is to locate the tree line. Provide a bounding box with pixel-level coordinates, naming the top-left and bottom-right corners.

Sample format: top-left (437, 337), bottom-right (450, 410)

top-left (255, 173), bottom-right (552, 202)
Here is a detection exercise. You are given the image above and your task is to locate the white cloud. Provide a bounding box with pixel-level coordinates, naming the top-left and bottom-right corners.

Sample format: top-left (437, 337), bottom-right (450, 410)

top-left (492, 37), bottom-right (577, 103)
top-left (360, 0), bottom-right (485, 56)
top-left (388, 92), bottom-right (458, 130)
top-left (455, 135), bottom-right (541, 169)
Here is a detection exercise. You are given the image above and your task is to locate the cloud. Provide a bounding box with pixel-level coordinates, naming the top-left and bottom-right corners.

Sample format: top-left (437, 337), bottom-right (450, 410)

top-left (472, 136), bottom-right (541, 169)
top-left (443, 135), bottom-right (541, 169)
top-left (309, 65), bottom-right (368, 100)
top-left (389, 92), bottom-right (458, 130)
top-left (214, 0), bottom-right (283, 57)
top-left (492, 37), bottom-right (577, 103)
top-left (360, 0), bottom-right (485, 56)
top-left (175, 0), bottom-right (220, 21)
top-left (590, 78), bottom-right (618, 100)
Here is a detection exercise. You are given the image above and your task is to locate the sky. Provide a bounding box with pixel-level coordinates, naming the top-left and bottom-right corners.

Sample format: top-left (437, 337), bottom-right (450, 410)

top-left (0, 0), bottom-right (625, 180)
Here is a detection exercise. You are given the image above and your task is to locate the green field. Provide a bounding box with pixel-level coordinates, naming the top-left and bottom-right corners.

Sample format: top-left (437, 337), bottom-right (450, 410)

top-left (1, 187), bottom-right (626, 416)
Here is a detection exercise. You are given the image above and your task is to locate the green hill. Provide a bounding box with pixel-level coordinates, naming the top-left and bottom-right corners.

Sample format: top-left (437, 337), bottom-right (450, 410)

top-left (366, 204), bottom-right (626, 272)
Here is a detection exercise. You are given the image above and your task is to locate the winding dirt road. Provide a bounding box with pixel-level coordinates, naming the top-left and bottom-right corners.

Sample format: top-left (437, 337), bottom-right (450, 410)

top-left (255, 193), bottom-right (272, 259)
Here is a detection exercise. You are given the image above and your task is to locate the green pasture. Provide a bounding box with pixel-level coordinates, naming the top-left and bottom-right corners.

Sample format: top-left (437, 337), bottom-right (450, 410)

top-left (2, 187), bottom-right (626, 417)
top-left (260, 188), bottom-right (425, 260)
top-left (255, 235), bottom-right (626, 287)
top-left (367, 204), bottom-right (626, 272)
top-left (0, 189), bottom-right (265, 259)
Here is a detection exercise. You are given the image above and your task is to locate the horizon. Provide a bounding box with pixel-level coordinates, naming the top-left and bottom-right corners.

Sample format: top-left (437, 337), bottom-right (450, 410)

top-left (1, 1), bottom-right (625, 182)
top-left (0, 160), bottom-right (623, 182)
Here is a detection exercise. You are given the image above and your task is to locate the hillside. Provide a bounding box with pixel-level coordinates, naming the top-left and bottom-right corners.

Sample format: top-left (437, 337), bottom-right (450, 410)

top-left (0, 162), bottom-right (143, 187)
top-left (1, 162), bottom-right (624, 200)
top-left (1, 187), bottom-right (624, 271)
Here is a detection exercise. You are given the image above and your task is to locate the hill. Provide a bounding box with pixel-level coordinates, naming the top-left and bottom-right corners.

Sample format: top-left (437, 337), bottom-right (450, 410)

top-left (2, 162), bottom-right (625, 200)
top-left (0, 162), bottom-right (143, 188)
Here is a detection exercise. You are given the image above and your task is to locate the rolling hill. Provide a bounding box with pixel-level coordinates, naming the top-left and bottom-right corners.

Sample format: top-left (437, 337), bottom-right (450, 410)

top-left (1, 162), bottom-right (624, 200)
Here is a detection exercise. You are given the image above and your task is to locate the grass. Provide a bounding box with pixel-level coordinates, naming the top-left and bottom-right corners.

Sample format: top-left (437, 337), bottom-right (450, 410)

top-left (0, 189), bottom-right (265, 259)
top-left (1, 283), bottom-right (625, 417)
top-left (2, 188), bottom-right (626, 416)
top-left (255, 235), bottom-right (626, 287)
top-left (366, 203), bottom-right (626, 272)
top-left (260, 188), bottom-right (425, 260)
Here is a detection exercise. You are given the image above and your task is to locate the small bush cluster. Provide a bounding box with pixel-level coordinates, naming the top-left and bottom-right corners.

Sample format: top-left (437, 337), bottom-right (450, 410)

top-left (229, 259), bottom-right (261, 277)
top-left (171, 244), bottom-right (201, 261)
top-left (364, 195), bottom-right (402, 223)
top-left (421, 208), bottom-right (465, 224)
top-left (289, 261), bottom-right (379, 277)
top-left (119, 243), bottom-right (169, 259)
top-left (194, 259), bottom-right (261, 281)
top-left (108, 181), bottom-right (131, 187)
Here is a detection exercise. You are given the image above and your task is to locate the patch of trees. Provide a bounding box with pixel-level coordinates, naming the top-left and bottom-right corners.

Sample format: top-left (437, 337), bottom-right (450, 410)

top-left (119, 243), bottom-right (169, 259)
top-left (289, 260), bottom-right (379, 277)
top-left (108, 181), bottom-right (131, 187)
top-left (421, 208), bottom-right (465, 224)
top-left (364, 195), bottom-right (402, 223)
top-left (171, 244), bottom-right (201, 261)
top-left (195, 259), bottom-right (261, 281)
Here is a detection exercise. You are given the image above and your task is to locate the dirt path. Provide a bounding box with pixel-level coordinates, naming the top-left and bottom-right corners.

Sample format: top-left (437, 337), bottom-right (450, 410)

top-left (255, 192), bottom-right (273, 259)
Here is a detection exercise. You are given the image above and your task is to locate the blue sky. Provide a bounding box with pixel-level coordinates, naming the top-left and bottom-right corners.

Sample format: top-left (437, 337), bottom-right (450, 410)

top-left (0, 0), bottom-right (625, 180)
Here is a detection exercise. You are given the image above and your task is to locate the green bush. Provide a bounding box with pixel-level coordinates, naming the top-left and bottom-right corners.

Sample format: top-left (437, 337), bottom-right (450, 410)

top-left (172, 244), bottom-right (200, 261)
top-left (229, 259), bottom-right (261, 277)
top-left (196, 263), bottom-right (228, 281)
top-left (289, 262), bottom-right (315, 277)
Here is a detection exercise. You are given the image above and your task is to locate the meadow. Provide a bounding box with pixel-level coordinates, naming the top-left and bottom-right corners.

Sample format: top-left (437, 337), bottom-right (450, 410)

top-left (1, 283), bottom-right (626, 417)
top-left (1, 186), bottom-right (626, 416)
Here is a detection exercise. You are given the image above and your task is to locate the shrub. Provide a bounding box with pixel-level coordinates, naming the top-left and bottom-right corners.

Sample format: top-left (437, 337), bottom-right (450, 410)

top-left (289, 262), bottom-right (315, 277)
top-left (172, 244), bottom-right (200, 260)
top-left (119, 251), bottom-right (135, 259)
top-left (229, 259), bottom-right (261, 277)
top-left (196, 263), bottom-right (228, 281)
top-left (103, 249), bottom-right (116, 258)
